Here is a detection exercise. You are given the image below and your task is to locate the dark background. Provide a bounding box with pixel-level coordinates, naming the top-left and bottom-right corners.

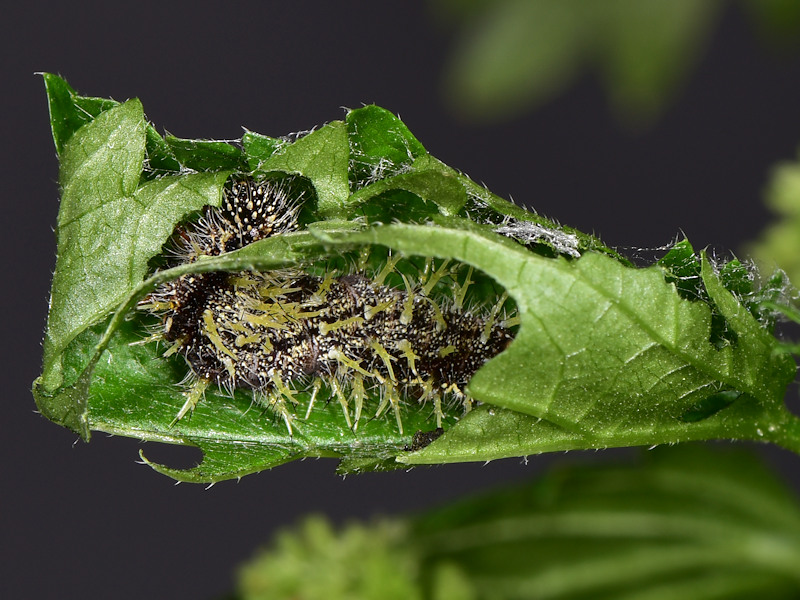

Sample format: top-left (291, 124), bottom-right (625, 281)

top-left (4, 2), bottom-right (800, 598)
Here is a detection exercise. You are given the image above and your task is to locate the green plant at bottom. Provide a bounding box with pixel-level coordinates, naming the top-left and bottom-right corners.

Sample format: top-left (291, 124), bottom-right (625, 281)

top-left (233, 445), bottom-right (800, 600)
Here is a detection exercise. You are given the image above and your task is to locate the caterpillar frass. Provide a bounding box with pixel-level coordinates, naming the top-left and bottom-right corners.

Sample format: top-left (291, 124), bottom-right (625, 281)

top-left (140, 175), bottom-right (517, 434)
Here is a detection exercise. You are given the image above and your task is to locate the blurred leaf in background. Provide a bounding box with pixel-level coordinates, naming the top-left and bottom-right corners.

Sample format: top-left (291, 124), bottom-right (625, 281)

top-left (435, 0), bottom-right (800, 127)
top-left (232, 445), bottom-right (800, 600)
top-left (741, 0), bottom-right (800, 48)
top-left (750, 150), bottom-right (800, 287)
top-left (236, 517), bottom-right (427, 600)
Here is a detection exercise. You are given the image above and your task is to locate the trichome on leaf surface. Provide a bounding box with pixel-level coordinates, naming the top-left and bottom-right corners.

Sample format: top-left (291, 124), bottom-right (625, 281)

top-left (33, 73), bottom-right (800, 483)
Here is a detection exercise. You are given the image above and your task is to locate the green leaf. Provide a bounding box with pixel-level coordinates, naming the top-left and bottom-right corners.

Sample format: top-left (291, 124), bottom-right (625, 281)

top-left (35, 77), bottom-right (800, 480)
top-left (346, 105), bottom-right (426, 187)
top-left (314, 223), bottom-right (796, 461)
top-left (39, 99), bottom-right (146, 393)
top-left (255, 122), bottom-right (351, 218)
top-left (399, 406), bottom-right (591, 465)
top-left (142, 128), bottom-right (181, 178)
top-left (242, 130), bottom-right (284, 171)
top-left (42, 73), bottom-right (118, 155)
top-left (37, 97), bottom-right (230, 400)
top-left (43, 73), bottom-right (181, 177)
top-left (164, 136), bottom-right (247, 172)
top-left (348, 158), bottom-right (467, 218)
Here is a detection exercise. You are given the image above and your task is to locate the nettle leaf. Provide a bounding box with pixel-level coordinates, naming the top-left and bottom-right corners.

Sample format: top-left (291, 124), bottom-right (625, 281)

top-left (34, 75), bottom-right (800, 481)
top-left (36, 96), bottom-right (230, 398)
top-left (242, 130), bottom-right (284, 171)
top-left (316, 224), bottom-right (797, 465)
top-left (42, 72), bottom-right (118, 156)
top-left (43, 73), bottom-right (181, 177)
top-left (164, 136), bottom-right (247, 172)
top-left (346, 104), bottom-right (426, 186)
top-left (252, 122), bottom-right (351, 217)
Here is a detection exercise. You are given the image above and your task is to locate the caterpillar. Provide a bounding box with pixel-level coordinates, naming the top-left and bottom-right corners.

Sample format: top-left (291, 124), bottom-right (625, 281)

top-left (140, 175), bottom-right (516, 434)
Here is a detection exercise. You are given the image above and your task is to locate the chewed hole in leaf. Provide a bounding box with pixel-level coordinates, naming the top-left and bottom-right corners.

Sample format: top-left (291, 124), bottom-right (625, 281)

top-left (138, 441), bottom-right (204, 472)
top-left (679, 390), bottom-right (743, 423)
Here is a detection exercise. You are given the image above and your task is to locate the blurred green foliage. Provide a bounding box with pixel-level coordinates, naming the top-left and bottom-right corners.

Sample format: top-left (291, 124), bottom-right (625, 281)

top-left (750, 152), bottom-right (800, 287)
top-left (233, 446), bottom-right (800, 600)
top-left (435, 0), bottom-right (800, 126)
top-left (236, 517), bottom-right (427, 600)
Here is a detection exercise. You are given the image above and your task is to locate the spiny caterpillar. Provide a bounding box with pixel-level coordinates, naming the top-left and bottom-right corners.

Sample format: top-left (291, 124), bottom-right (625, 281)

top-left (140, 176), bottom-right (516, 434)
